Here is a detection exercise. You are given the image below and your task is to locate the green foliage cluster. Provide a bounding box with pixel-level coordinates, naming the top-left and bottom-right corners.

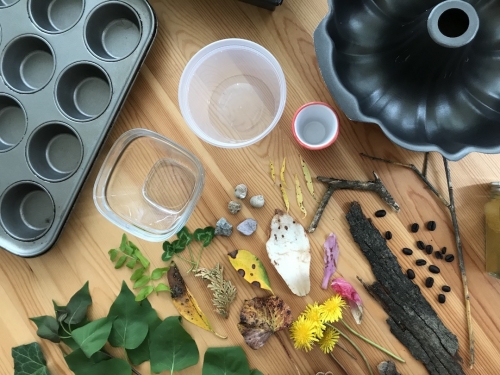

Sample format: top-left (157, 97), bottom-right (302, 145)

top-left (109, 234), bottom-right (170, 301)
top-left (13, 281), bottom-right (262, 375)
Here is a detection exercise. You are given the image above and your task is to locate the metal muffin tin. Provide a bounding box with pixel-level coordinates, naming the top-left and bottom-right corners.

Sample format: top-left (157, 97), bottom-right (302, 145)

top-left (0, 0), bottom-right (157, 257)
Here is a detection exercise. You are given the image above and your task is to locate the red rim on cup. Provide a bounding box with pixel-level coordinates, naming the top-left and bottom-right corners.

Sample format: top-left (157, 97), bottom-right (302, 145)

top-left (292, 102), bottom-right (339, 150)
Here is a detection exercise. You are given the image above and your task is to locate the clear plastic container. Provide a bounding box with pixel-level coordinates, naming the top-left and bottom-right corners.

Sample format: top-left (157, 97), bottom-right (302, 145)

top-left (93, 129), bottom-right (204, 241)
top-left (178, 38), bottom-right (287, 148)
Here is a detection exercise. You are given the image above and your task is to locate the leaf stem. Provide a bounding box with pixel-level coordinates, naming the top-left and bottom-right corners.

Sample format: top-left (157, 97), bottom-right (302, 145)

top-left (61, 324), bottom-right (72, 337)
top-left (340, 321), bottom-right (405, 363)
top-left (327, 324), bottom-right (373, 375)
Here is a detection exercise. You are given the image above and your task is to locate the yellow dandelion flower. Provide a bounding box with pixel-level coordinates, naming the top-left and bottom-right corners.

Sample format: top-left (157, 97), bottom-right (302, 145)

top-left (304, 303), bottom-right (326, 338)
top-left (289, 315), bottom-right (318, 352)
top-left (318, 327), bottom-right (340, 354)
top-left (320, 295), bottom-right (346, 323)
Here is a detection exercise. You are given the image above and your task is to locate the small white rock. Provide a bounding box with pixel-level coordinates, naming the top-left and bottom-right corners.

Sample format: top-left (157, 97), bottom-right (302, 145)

top-left (237, 219), bottom-right (258, 236)
top-left (228, 201), bottom-right (242, 214)
top-left (249, 195), bottom-right (265, 208)
top-left (234, 184), bottom-right (248, 199)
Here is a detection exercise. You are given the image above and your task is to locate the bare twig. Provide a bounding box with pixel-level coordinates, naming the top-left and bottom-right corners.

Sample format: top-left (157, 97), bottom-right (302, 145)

top-left (443, 157), bottom-right (474, 368)
top-left (361, 152), bottom-right (474, 369)
top-left (276, 331), bottom-right (301, 375)
top-left (308, 172), bottom-right (400, 233)
top-left (422, 152), bottom-right (430, 178)
top-left (330, 352), bottom-right (350, 375)
top-left (337, 341), bottom-right (357, 360)
top-left (360, 153), bottom-right (449, 207)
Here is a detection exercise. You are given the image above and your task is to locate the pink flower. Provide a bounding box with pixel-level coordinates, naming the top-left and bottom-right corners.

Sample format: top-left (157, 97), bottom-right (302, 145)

top-left (322, 233), bottom-right (339, 289)
top-left (331, 277), bottom-right (363, 324)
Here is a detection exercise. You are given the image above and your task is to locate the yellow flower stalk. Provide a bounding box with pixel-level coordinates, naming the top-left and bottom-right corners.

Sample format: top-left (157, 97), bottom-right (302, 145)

top-left (320, 295), bottom-right (346, 323)
top-left (318, 327), bottom-right (340, 354)
top-left (289, 315), bottom-right (318, 352)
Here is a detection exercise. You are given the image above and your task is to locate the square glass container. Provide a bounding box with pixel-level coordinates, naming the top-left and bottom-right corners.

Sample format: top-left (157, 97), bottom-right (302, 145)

top-left (93, 129), bottom-right (204, 241)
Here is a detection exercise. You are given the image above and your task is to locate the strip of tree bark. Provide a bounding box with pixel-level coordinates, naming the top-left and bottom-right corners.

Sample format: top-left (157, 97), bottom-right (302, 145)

top-left (346, 202), bottom-right (465, 375)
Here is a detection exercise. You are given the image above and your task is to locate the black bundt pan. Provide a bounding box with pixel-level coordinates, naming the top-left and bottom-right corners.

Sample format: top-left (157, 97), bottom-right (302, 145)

top-left (314, 0), bottom-right (500, 161)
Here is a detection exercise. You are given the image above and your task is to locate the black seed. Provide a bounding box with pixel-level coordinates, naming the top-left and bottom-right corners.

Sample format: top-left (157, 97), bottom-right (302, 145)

top-left (427, 221), bottom-right (437, 231)
top-left (438, 294), bottom-right (446, 304)
top-left (442, 285), bottom-right (451, 292)
top-left (375, 210), bottom-right (387, 218)
top-left (429, 265), bottom-right (440, 274)
top-left (441, 247), bottom-right (447, 254)
top-left (407, 269), bottom-right (416, 280)
top-left (416, 259), bottom-right (427, 266)
top-left (402, 248), bottom-right (413, 255)
top-left (385, 231), bottom-right (393, 240)
top-left (425, 277), bottom-right (434, 288)
top-left (434, 251), bottom-right (443, 259)
top-left (445, 254), bottom-right (455, 262)
top-left (411, 223), bottom-right (420, 233)
top-left (417, 241), bottom-right (425, 250)
top-left (425, 244), bottom-right (434, 254)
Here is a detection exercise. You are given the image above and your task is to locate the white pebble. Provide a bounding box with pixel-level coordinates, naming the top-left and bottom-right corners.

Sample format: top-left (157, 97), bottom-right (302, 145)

top-left (250, 195), bottom-right (265, 208)
top-left (234, 184), bottom-right (248, 199)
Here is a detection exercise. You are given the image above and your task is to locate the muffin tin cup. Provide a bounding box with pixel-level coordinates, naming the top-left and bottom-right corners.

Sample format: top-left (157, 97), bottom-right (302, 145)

top-left (55, 62), bottom-right (112, 122)
top-left (27, 122), bottom-right (83, 182)
top-left (85, 1), bottom-right (142, 61)
top-left (0, 182), bottom-right (55, 241)
top-left (29, 0), bottom-right (85, 34)
top-left (0, 0), bottom-right (157, 257)
top-left (1, 34), bottom-right (55, 93)
top-left (0, 94), bottom-right (27, 152)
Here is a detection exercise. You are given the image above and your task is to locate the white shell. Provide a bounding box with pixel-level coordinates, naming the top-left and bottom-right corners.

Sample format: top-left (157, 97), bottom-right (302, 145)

top-left (234, 184), bottom-right (248, 199)
top-left (266, 210), bottom-right (311, 296)
top-left (249, 195), bottom-right (265, 208)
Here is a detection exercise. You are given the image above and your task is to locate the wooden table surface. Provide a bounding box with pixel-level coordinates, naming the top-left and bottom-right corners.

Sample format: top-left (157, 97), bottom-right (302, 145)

top-left (2, 0), bottom-right (500, 374)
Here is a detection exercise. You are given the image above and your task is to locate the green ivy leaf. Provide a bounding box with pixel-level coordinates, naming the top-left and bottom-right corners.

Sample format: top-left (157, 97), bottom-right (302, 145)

top-left (71, 317), bottom-right (112, 358)
top-left (65, 349), bottom-right (95, 372)
top-left (126, 299), bottom-right (161, 366)
top-left (65, 281), bottom-right (92, 325)
top-left (151, 267), bottom-right (169, 280)
top-left (12, 342), bottom-right (50, 375)
top-left (30, 316), bottom-right (60, 343)
top-left (108, 249), bottom-right (118, 262)
top-left (130, 267), bottom-right (145, 281)
top-left (107, 282), bottom-right (149, 350)
top-left (115, 255), bottom-right (127, 269)
top-left (135, 286), bottom-right (154, 302)
top-left (76, 357), bottom-right (131, 375)
top-left (250, 370), bottom-right (264, 375)
top-left (150, 316), bottom-right (199, 373)
top-left (133, 275), bottom-right (150, 289)
top-left (155, 283), bottom-right (170, 293)
top-left (202, 346), bottom-right (250, 375)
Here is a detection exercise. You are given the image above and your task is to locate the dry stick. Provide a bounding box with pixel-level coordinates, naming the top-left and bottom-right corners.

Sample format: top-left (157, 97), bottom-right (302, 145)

top-left (422, 152), bottom-right (430, 178)
top-left (330, 352), bottom-right (350, 375)
top-left (443, 157), bottom-right (475, 368)
top-left (360, 152), bottom-right (474, 369)
top-left (276, 331), bottom-right (301, 375)
top-left (337, 340), bottom-right (357, 360)
top-left (308, 172), bottom-right (400, 233)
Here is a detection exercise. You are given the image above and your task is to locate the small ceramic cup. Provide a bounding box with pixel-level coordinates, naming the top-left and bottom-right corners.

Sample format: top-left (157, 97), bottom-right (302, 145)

top-left (292, 102), bottom-right (339, 150)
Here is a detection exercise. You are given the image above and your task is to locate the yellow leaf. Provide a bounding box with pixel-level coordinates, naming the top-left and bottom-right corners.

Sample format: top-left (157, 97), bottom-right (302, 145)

top-left (295, 174), bottom-right (307, 218)
top-left (228, 250), bottom-right (274, 294)
top-left (269, 160), bottom-right (276, 184)
top-left (280, 184), bottom-right (290, 213)
top-left (300, 155), bottom-right (318, 201)
top-left (167, 262), bottom-right (226, 338)
top-left (280, 157), bottom-right (288, 188)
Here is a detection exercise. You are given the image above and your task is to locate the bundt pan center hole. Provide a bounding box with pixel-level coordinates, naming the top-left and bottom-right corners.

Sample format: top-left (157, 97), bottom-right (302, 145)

top-left (438, 9), bottom-right (469, 38)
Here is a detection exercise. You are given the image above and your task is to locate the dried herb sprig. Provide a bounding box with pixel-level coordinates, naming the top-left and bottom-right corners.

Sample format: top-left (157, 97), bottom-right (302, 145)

top-left (195, 264), bottom-right (237, 319)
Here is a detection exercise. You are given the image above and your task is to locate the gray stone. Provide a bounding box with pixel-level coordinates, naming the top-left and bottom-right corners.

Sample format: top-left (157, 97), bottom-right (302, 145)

top-left (234, 184), bottom-right (248, 199)
top-left (249, 195), bottom-right (265, 208)
top-left (228, 201), bottom-right (242, 214)
top-left (237, 218), bottom-right (257, 236)
top-left (215, 218), bottom-right (233, 237)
